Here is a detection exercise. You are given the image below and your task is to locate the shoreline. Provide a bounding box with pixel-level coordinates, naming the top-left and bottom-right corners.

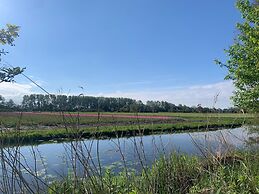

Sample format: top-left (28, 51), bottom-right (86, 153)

top-left (0, 122), bottom-right (243, 147)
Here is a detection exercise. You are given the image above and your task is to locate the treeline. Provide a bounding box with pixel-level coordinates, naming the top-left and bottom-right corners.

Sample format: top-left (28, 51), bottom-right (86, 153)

top-left (0, 94), bottom-right (239, 113)
top-left (4, 94), bottom-right (239, 113)
top-left (0, 96), bottom-right (17, 111)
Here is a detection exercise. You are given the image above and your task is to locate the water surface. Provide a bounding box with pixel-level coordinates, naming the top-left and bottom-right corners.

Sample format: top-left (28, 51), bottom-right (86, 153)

top-left (21, 127), bottom-right (254, 172)
top-left (1, 127), bottom-right (257, 183)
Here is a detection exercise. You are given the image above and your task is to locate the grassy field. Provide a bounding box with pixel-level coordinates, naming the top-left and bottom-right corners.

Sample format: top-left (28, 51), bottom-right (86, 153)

top-left (0, 112), bottom-right (258, 193)
top-left (0, 112), bottom-right (254, 127)
top-left (0, 111), bottom-right (255, 145)
top-left (62, 111), bottom-right (254, 117)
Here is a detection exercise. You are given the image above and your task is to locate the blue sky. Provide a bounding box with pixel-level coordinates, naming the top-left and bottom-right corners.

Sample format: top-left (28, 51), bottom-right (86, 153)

top-left (0, 0), bottom-right (241, 107)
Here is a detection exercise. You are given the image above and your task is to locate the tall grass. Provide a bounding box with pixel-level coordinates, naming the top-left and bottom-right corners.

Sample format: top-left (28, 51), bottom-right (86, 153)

top-left (0, 110), bottom-right (258, 193)
top-left (48, 151), bottom-right (259, 194)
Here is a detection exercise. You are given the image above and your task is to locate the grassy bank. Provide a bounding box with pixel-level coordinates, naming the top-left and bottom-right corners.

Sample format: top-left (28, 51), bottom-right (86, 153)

top-left (0, 112), bottom-right (255, 145)
top-left (0, 119), bottom-right (246, 146)
top-left (48, 151), bottom-right (259, 194)
top-left (0, 112), bottom-right (258, 193)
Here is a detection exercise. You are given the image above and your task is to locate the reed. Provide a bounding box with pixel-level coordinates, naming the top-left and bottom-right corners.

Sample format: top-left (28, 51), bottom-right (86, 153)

top-left (0, 110), bottom-right (258, 194)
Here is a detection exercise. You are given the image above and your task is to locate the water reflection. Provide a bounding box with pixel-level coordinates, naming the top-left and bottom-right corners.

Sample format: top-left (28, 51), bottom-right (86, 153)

top-left (14, 127), bottom-right (255, 178)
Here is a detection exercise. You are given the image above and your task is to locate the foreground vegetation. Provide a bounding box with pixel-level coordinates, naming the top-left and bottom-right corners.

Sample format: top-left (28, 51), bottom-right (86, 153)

top-left (48, 150), bottom-right (259, 194)
top-left (0, 0), bottom-right (258, 193)
top-left (0, 114), bottom-right (258, 192)
top-left (1, 122), bottom-right (258, 193)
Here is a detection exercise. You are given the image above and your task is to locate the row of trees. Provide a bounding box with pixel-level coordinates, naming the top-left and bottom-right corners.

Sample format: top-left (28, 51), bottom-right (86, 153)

top-left (1, 0), bottom-right (258, 113)
top-left (0, 95), bottom-right (16, 111)
top-left (0, 94), bottom-right (239, 113)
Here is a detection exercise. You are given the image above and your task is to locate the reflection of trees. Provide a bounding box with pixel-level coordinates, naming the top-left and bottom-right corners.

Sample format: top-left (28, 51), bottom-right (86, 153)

top-left (245, 125), bottom-right (259, 145)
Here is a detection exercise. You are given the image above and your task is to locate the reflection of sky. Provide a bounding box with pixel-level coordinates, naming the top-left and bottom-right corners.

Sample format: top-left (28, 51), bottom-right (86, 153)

top-left (2, 127), bottom-right (255, 180)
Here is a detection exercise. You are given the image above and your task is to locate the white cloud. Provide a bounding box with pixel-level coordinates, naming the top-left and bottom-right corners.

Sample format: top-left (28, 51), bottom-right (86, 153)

top-left (0, 82), bottom-right (35, 103)
top-left (92, 81), bottom-right (235, 108)
top-left (0, 80), bottom-right (235, 108)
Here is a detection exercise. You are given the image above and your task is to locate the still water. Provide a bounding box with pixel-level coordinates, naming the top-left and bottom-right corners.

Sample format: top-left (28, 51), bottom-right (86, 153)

top-left (9, 126), bottom-right (255, 180)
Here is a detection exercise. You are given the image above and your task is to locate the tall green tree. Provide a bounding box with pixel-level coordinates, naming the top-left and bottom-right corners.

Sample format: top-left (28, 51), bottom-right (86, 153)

top-left (216, 0), bottom-right (259, 112)
top-left (0, 24), bottom-right (24, 83)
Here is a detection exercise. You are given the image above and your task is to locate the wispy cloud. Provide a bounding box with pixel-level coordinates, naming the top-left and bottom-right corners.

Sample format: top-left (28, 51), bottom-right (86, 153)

top-left (93, 81), bottom-right (235, 108)
top-left (93, 77), bottom-right (182, 89)
top-left (0, 82), bottom-right (35, 103)
top-left (97, 80), bottom-right (154, 88)
top-left (0, 81), bottom-right (235, 108)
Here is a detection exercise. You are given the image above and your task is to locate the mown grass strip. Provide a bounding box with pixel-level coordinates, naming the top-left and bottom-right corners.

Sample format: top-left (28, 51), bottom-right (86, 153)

top-left (0, 120), bottom-right (245, 146)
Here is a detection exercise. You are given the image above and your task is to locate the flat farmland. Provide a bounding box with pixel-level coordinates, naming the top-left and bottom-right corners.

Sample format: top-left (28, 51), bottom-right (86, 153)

top-left (0, 111), bottom-right (253, 128)
top-left (0, 112), bottom-right (180, 128)
top-left (0, 111), bottom-right (254, 145)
